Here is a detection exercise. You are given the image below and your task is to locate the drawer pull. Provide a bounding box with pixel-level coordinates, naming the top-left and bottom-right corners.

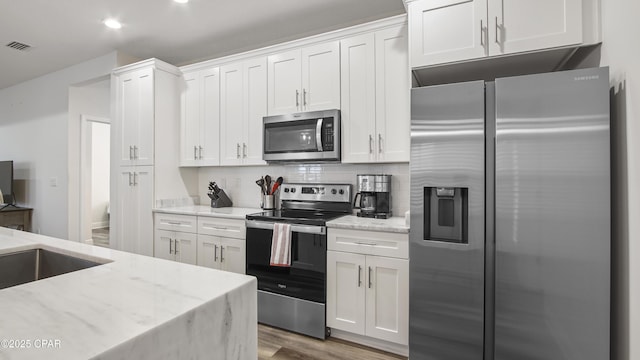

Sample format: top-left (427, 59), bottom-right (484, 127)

top-left (166, 221), bottom-right (183, 226)
top-left (356, 242), bottom-right (377, 246)
top-left (358, 265), bottom-right (362, 287)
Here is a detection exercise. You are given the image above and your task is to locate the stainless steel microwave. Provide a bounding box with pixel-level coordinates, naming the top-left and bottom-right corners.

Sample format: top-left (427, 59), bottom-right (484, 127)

top-left (263, 109), bottom-right (340, 162)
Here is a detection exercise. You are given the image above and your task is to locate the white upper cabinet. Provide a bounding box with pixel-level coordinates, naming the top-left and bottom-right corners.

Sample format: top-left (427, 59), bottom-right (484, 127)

top-left (407, 0), bottom-right (593, 68)
top-left (341, 25), bottom-right (410, 163)
top-left (267, 41), bottom-right (340, 115)
top-left (180, 68), bottom-right (220, 167)
top-left (116, 67), bottom-right (155, 166)
top-left (220, 57), bottom-right (267, 166)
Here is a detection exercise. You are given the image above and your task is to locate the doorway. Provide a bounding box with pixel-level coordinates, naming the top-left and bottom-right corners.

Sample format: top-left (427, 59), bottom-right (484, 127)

top-left (80, 115), bottom-right (110, 247)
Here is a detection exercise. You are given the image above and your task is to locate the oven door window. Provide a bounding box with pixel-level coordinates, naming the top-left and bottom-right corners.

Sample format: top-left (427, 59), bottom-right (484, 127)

top-left (264, 119), bottom-right (319, 154)
top-left (246, 227), bottom-right (326, 303)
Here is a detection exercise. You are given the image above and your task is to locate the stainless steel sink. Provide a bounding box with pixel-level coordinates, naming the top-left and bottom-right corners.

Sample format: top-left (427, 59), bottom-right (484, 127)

top-left (0, 248), bottom-right (104, 290)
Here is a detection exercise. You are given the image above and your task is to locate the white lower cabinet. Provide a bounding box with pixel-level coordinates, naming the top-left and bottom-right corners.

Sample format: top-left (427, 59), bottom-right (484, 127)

top-left (153, 212), bottom-right (246, 273)
top-left (197, 234), bottom-right (245, 274)
top-left (327, 228), bottom-right (409, 346)
top-left (154, 229), bottom-right (197, 265)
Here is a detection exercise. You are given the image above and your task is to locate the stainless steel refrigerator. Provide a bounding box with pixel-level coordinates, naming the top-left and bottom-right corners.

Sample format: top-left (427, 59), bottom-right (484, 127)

top-left (409, 67), bottom-right (610, 359)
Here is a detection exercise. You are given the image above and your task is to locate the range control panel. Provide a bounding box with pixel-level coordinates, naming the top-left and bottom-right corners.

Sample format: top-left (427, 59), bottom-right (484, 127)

top-left (279, 183), bottom-right (351, 203)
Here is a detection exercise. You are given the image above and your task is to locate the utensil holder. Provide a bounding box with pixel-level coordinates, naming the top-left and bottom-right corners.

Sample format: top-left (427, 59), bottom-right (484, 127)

top-left (262, 195), bottom-right (274, 210)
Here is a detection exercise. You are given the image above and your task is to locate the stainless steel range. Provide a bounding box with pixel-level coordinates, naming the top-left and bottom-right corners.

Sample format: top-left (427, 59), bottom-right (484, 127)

top-left (245, 183), bottom-right (352, 339)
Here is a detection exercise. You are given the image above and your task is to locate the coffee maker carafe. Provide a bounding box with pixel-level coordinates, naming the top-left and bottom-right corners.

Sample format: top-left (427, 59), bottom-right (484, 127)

top-left (354, 174), bottom-right (391, 219)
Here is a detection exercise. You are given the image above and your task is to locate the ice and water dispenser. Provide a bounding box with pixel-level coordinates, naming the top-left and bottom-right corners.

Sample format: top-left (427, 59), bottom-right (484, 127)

top-left (423, 187), bottom-right (468, 243)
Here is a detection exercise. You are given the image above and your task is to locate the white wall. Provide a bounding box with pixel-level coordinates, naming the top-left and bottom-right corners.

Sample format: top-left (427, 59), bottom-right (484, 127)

top-left (0, 52), bottom-right (120, 238)
top-left (68, 79), bottom-right (111, 241)
top-left (197, 163), bottom-right (409, 216)
top-left (598, 1), bottom-right (640, 358)
top-left (91, 122), bottom-right (110, 228)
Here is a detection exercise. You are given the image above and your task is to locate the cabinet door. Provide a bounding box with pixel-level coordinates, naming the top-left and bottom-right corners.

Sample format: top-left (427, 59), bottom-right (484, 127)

top-left (135, 68), bottom-right (155, 165)
top-left (134, 166), bottom-right (154, 257)
top-left (219, 237), bottom-right (246, 274)
top-left (117, 73), bottom-right (140, 166)
top-left (243, 57), bottom-right (267, 165)
top-left (375, 25), bottom-right (410, 162)
top-left (115, 167), bottom-right (138, 253)
top-left (154, 229), bottom-right (175, 261)
top-left (267, 49), bottom-right (301, 115)
top-left (340, 33), bottom-right (377, 163)
top-left (219, 63), bottom-right (244, 165)
top-left (488, 0), bottom-right (582, 56)
top-left (175, 232), bottom-right (197, 265)
top-left (197, 234), bottom-right (221, 269)
top-left (365, 256), bottom-right (409, 345)
top-left (408, 0), bottom-right (488, 67)
top-left (327, 251), bottom-right (366, 335)
top-left (180, 71), bottom-right (201, 166)
top-left (200, 67), bottom-right (221, 166)
top-left (301, 42), bottom-right (340, 111)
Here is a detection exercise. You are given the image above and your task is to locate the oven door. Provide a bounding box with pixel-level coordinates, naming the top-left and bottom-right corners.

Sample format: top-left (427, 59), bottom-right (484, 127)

top-left (245, 220), bottom-right (327, 303)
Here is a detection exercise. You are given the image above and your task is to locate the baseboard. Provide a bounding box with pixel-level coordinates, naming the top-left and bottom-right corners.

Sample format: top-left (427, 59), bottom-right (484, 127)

top-left (329, 328), bottom-right (409, 357)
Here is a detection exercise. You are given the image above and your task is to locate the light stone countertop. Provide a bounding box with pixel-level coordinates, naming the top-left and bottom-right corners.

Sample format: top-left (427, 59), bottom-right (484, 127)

top-left (326, 215), bottom-right (410, 234)
top-left (0, 228), bottom-right (257, 360)
top-left (152, 205), bottom-right (261, 220)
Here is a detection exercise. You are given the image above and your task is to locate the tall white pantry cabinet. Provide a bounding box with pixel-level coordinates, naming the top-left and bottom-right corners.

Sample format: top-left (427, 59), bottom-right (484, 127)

top-left (111, 59), bottom-right (185, 256)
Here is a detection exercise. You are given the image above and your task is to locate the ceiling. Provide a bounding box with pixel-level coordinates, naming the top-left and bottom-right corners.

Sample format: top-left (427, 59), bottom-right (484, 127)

top-left (0, 0), bottom-right (406, 90)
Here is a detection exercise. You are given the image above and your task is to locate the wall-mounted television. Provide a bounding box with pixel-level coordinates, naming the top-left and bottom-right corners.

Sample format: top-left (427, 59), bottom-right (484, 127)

top-left (0, 161), bottom-right (14, 206)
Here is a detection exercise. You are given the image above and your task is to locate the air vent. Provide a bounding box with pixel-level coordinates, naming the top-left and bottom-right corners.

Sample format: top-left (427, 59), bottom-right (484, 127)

top-left (6, 41), bottom-right (32, 51)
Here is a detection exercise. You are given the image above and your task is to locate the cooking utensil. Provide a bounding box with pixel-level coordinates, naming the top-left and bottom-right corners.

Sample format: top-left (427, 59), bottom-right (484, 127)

top-left (256, 178), bottom-right (265, 195)
top-left (271, 176), bottom-right (284, 194)
top-left (265, 175), bottom-right (272, 194)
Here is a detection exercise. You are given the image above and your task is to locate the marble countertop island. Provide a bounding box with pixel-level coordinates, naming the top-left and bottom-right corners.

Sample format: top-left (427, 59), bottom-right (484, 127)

top-left (0, 228), bottom-right (257, 359)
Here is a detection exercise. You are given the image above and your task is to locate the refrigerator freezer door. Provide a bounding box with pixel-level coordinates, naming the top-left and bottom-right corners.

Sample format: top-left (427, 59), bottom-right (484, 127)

top-left (494, 68), bottom-right (610, 359)
top-left (410, 81), bottom-right (486, 359)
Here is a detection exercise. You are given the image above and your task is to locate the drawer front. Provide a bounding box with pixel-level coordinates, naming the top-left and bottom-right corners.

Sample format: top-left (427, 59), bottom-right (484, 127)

top-left (328, 228), bottom-right (408, 259)
top-left (197, 217), bottom-right (245, 239)
top-left (154, 213), bottom-right (197, 233)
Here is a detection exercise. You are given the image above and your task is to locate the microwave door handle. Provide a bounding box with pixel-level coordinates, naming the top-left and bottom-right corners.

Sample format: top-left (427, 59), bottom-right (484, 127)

top-left (316, 118), bottom-right (323, 152)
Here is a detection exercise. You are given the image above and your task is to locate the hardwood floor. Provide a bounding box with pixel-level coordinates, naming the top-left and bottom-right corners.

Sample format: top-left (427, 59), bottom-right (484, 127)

top-left (258, 324), bottom-right (407, 360)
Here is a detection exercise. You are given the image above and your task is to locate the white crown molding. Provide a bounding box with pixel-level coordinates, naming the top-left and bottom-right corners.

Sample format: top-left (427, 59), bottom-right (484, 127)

top-left (180, 14), bottom-right (407, 73)
top-left (112, 58), bottom-right (181, 76)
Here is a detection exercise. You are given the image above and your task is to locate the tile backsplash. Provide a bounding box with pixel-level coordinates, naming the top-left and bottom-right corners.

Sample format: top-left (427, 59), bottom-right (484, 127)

top-left (198, 163), bottom-right (409, 217)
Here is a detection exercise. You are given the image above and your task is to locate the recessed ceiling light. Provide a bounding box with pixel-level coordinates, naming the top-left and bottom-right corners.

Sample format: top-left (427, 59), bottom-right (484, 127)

top-left (104, 19), bottom-right (122, 29)
top-left (174, 0), bottom-right (189, 3)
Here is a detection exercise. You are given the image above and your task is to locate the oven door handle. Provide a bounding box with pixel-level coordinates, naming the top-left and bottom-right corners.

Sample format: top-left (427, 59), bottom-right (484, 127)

top-left (245, 220), bottom-right (325, 235)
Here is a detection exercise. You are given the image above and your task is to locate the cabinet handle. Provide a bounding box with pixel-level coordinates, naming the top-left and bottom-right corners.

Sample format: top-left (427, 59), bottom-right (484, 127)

top-left (166, 221), bottom-right (182, 226)
top-left (243, 143), bottom-right (247, 158)
top-left (303, 88), bottom-right (307, 107)
top-left (134, 146), bottom-right (138, 159)
top-left (236, 143), bottom-right (241, 159)
top-left (480, 20), bottom-right (485, 47)
top-left (378, 134), bottom-right (383, 154)
top-left (358, 265), bottom-right (362, 287)
top-left (174, 240), bottom-right (179, 255)
top-left (296, 90), bottom-right (300, 108)
top-left (207, 226), bottom-right (228, 231)
top-left (369, 135), bottom-right (373, 154)
top-left (128, 172), bottom-right (133, 186)
top-left (220, 246), bottom-right (225, 262)
top-left (355, 241), bottom-right (377, 246)
top-left (169, 238), bottom-right (173, 255)
top-left (199, 146), bottom-right (203, 159)
top-left (368, 266), bottom-right (373, 288)
top-left (214, 245), bottom-right (218, 261)
top-left (194, 146), bottom-right (198, 160)
top-left (133, 172), bottom-right (138, 186)
top-left (129, 146), bottom-right (133, 160)
top-left (495, 16), bottom-right (500, 45)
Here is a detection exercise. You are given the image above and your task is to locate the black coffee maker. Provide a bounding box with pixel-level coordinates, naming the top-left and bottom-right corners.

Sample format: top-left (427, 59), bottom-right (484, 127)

top-left (353, 174), bottom-right (391, 219)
